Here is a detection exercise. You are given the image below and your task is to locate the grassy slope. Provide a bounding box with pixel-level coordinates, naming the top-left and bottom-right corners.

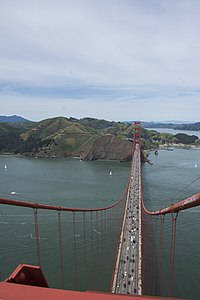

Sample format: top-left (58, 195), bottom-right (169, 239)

top-left (0, 117), bottom-right (199, 159)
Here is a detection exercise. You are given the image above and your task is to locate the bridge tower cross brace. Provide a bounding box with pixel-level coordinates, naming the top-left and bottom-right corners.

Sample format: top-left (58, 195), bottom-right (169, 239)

top-left (134, 121), bottom-right (141, 146)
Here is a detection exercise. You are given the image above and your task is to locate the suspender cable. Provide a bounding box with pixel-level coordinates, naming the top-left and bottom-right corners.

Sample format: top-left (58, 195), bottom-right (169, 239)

top-left (153, 216), bottom-right (158, 295)
top-left (150, 216), bottom-right (156, 295)
top-left (141, 211), bottom-right (145, 294)
top-left (33, 208), bottom-right (40, 266)
top-left (158, 215), bottom-right (165, 296)
top-left (73, 212), bottom-right (78, 289)
top-left (57, 210), bottom-right (64, 289)
top-left (149, 216), bottom-right (154, 295)
top-left (100, 210), bottom-right (104, 282)
top-left (83, 211), bottom-right (87, 290)
top-left (168, 213), bottom-right (178, 297)
top-left (104, 210), bottom-right (107, 279)
top-left (169, 216), bottom-right (174, 296)
top-left (96, 211), bottom-right (99, 262)
top-left (108, 209), bottom-right (112, 257)
top-left (90, 211), bottom-right (94, 286)
top-left (110, 208), bottom-right (113, 255)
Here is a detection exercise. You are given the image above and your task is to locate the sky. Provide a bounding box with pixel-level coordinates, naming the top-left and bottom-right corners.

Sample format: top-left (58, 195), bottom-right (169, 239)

top-left (0, 0), bottom-right (200, 122)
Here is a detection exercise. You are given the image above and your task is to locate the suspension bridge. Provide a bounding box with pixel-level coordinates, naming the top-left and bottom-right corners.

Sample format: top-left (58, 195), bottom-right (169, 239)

top-left (0, 122), bottom-right (200, 299)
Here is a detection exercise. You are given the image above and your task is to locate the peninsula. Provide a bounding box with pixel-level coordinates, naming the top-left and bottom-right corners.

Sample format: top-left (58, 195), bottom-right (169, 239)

top-left (0, 117), bottom-right (199, 161)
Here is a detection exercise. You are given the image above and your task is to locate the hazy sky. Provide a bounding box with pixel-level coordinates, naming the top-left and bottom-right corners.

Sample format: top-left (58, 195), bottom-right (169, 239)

top-left (1, 0), bottom-right (200, 122)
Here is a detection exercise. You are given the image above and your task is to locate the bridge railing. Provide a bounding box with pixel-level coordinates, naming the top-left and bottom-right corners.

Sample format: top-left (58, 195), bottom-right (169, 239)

top-left (0, 189), bottom-right (128, 292)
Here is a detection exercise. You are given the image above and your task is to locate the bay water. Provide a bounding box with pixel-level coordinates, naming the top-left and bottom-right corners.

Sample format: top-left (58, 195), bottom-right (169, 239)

top-left (146, 127), bottom-right (200, 138)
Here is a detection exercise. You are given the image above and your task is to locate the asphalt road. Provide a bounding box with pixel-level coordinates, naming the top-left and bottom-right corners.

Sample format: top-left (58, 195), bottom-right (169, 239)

top-left (113, 145), bottom-right (141, 294)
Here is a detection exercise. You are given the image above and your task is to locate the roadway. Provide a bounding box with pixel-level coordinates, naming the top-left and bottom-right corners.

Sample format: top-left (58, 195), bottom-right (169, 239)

top-left (111, 144), bottom-right (142, 295)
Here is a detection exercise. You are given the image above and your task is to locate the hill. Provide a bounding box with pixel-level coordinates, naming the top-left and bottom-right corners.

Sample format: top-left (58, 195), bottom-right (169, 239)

top-left (0, 117), bottom-right (199, 161)
top-left (0, 115), bottom-right (31, 123)
top-left (0, 123), bottom-right (24, 153)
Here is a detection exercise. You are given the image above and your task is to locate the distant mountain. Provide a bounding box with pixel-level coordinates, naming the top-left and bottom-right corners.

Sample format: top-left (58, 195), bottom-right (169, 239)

top-left (124, 120), bottom-right (197, 126)
top-left (140, 121), bottom-right (200, 131)
top-left (155, 120), bottom-right (193, 124)
top-left (0, 115), bottom-right (31, 123)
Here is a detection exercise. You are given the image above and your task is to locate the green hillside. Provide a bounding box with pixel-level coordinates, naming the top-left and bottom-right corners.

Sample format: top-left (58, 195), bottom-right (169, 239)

top-left (0, 117), bottom-right (199, 160)
top-left (0, 123), bottom-right (24, 153)
top-left (19, 117), bottom-right (99, 158)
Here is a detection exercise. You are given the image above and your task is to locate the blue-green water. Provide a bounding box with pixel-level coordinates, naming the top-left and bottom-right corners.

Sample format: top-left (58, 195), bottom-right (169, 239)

top-left (0, 156), bottom-right (129, 291)
top-left (0, 149), bottom-right (200, 299)
top-left (146, 128), bottom-right (200, 138)
top-left (0, 157), bottom-right (129, 208)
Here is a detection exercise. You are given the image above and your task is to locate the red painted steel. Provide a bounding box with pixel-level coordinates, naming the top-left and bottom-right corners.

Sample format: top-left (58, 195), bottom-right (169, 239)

top-left (168, 214), bottom-right (178, 297)
top-left (0, 182), bottom-right (128, 212)
top-left (5, 264), bottom-right (48, 287)
top-left (2, 264), bottom-right (185, 299)
top-left (33, 208), bottom-right (40, 266)
top-left (0, 282), bottom-right (184, 300)
top-left (134, 121), bottom-right (141, 146)
top-left (158, 216), bottom-right (165, 296)
top-left (83, 212), bottom-right (87, 289)
top-left (57, 210), bottom-right (64, 289)
top-left (141, 192), bottom-right (200, 216)
top-left (73, 212), bottom-right (78, 289)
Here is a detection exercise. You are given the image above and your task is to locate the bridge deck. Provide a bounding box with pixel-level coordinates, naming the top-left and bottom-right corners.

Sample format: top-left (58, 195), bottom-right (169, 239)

top-left (112, 144), bottom-right (142, 294)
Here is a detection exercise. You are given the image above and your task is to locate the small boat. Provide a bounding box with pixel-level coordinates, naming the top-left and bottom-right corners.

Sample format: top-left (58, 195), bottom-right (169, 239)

top-left (109, 171), bottom-right (112, 176)
top-left (11, 191), bottom-right (16, 195)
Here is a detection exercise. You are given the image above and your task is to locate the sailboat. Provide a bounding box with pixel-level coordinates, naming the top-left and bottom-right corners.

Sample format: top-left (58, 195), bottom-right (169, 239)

top-left (195, 163), bottom-right (198, 168)
top-left (109, 171), bottom-right (112, 176)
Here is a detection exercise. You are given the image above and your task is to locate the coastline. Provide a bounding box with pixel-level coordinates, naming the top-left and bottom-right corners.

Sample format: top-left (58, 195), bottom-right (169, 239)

top-left (159, 143), bottom-right (200, 150)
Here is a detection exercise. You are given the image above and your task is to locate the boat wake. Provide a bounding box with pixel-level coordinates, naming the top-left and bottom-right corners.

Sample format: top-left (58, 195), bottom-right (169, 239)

top-left (30, 233), bottom-right (47, 240)
top-left (93, 229), bottom-right (102, 235)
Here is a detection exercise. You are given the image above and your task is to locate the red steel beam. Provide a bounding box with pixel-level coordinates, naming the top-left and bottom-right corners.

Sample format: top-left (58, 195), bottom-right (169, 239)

top-left (141, 192), bottom-right (200, 216)
top-left (0, 185), bottom-right (128, 213)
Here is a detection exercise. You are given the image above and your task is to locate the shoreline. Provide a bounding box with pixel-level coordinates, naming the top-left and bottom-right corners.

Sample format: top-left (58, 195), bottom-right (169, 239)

top-left (159, 144), bottom-right (200, 150)
top-left (1, 144), bottom-right (200, 161)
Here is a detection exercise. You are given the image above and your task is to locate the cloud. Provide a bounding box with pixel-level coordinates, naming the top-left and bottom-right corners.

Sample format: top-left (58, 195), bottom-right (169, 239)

top-left (1, 85), bottom-right (199, 122)
top-left (0, 0), bottom-right (200, 121)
